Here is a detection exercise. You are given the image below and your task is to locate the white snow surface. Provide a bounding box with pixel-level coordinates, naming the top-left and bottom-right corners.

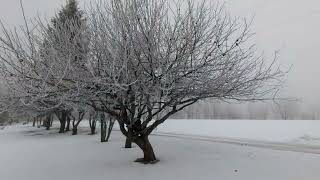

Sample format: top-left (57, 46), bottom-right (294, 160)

top-left (156, 120), bottom-right (320, 144)
top-left (1, 120), bottom-right (320, 180)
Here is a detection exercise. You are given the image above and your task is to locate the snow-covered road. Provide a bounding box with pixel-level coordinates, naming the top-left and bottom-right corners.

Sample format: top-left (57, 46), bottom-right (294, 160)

top-left (0, 124), bottom-right (319, 180)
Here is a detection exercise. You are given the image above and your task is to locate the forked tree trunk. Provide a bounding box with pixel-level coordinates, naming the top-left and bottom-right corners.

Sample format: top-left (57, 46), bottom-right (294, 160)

top-left (105, 119), bottom-right (115, 142)
top-left (71, 119), bottom-right (81, 135)
top-left (134, 135), bottom-right (157, 164)
top-left (71, 112), bottom-right (85, 135)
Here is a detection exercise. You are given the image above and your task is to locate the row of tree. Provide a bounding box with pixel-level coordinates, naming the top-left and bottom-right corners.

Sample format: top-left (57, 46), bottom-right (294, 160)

top-left (0, 0), bottom-right (117, 143)
top-left (0, 0), bottom-right (285, 163)
top-left (172, 101), bottom-right (311, 120)
top-left (29, 109), bottom-right (115, 141)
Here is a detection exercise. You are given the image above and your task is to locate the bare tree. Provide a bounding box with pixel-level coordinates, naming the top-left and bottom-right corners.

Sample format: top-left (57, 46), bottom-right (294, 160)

top-left (100, 112), bottom-right (116, 142)
top-left (83, 0), bottom-right (285, 163)
top-left (0, 0), bottom-right (89, 133)
top-left (0, 0), bottom-right (285, 164)
top-left (70, 107), bottom-right (86, 135)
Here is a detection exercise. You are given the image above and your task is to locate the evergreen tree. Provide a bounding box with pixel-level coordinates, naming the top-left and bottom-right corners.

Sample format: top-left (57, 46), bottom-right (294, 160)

top-left (50, 0), bottom-right (87, 62)
top-left (53, 0), bottom-right (83, 24)
top-left (40, 0), bottom-right (88, 133)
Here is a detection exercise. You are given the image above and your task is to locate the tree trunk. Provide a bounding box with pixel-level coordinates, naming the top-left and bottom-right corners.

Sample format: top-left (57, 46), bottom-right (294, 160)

top-left (90, 121), bottom-right (96, 135)
top-left (125, 128), bottom-right (133, 148)
top-left (89, 114), bottom-right (97, 135)
top-left (50, 116), bottom-right (53, 127)
top-left (134, 136), bottom-right (157, 164)
top-left (72, 127), bottom-right (78, 135)
top-left (72, 118), bottom-right (79, 135)
top-left (100, 122), bottom-right (106, 142)
top-left (37, 117), bottom-right (41, 128)
top-left (106, 119), bottom-right (115, 142)
top-left (59, 120), bottom-right (66, 133)
top-left (100, 113), bottom-right (107, 142)
top-left (32, 117), bottom-right (36, 127)
top-left (45, 115), bottom-right (51, 130)
top-left (71, 111), bottom-right (85, 136)
top-left (58, 112), bottom-right (67, 133)
top-left (125, 137), bottom-right (132, 148)
top-left (65, 115), bottom-right (71, 132)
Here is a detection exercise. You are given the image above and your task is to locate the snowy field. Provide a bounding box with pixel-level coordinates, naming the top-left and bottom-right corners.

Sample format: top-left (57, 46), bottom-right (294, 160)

top-left (1, 121), bottom-right (320, 180)
top-left (156, 120), bottom-right (320, 146)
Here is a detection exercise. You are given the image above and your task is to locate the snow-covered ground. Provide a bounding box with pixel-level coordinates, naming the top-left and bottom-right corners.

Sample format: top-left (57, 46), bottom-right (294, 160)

top-left (156, 120), bottom-right (320, 146)
top-left (1, 121), bottom-right (320, 180)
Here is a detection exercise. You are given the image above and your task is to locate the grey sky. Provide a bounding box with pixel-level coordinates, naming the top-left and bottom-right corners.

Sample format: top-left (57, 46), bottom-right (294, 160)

top-left (0, 0), bottom-right (320, 109)
top-left (225, 0), bottom-right (320, 110)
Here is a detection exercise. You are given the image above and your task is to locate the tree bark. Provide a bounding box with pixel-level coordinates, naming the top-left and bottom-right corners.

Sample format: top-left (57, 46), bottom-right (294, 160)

top-left (106, 119), bottom-right (115, 142)
top-left (59, 119), bottom-right (66, 133)
top-left (90, 121), bottom-right (96, 135)
top-left (65, 115), bottom-right (71, 132)
top-left (50, 115), bottom-right (53, 127)
top-left (71, 111), bottom-right (85, 135)
top-left (134, 136), bottom-right (157, 164)
top-left (72, 127), bottom-right (78, 135)
top-left (58, 111), bottom-right (67, 133)
top-left (37, 117), bottom-right (42, 128)
top-left (125, 128), bottom-right (133, 148)
top-left (32, 117), bottom-right (36, 127)
top-left (125, 137), bottom-right (132, 148)
top-left (45, 115), bottom-right (51, 130)
top-left (72, 117), bottom-right (77, 135)
top-left (89, 114), bottom-right (97, 135)
top-left (71, 118), bottom-right (79, 135)
top-left (100, 113), bottom-right (107, 142)
top-left (37, 117), bottom-right (41, 128)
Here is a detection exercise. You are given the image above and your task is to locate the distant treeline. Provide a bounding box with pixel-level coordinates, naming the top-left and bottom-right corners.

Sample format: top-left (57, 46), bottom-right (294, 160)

top-left (1, 101), bottom-right (318, 123)
top-left (172, 101), bottom-right (319, 120)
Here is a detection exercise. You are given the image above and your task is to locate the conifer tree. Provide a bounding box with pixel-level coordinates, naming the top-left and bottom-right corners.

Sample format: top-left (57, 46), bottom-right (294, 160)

top-left (42, 0), bottom-right (87, 133)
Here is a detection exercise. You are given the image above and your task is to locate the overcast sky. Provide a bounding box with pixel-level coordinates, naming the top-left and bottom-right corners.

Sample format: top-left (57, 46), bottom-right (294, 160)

top-left (1, 0), bottom-right (320, 109)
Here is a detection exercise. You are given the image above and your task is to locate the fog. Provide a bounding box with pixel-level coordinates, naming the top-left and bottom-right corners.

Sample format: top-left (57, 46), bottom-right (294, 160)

top-left (0, 0), bottom-right (319, 119)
